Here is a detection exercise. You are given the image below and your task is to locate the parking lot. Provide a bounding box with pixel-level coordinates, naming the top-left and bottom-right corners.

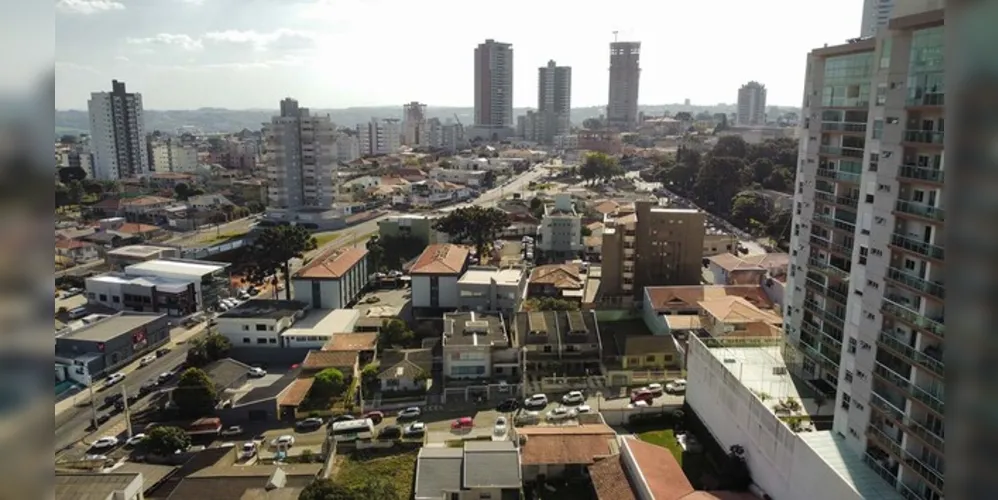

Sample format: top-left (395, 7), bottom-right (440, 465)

top-left (353, 286), bottom-right (411, 318)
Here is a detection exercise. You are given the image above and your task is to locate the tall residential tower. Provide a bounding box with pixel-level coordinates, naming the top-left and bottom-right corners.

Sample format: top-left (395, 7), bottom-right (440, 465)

top-left (473, 39), bottom-right (514, 139)
top-left (736, 81), bottom-right (768, 126)
top-left (402, 101), bottom-right (428, 147)
top-left (537, 60), bottom-right (571, 144)
top-left (607, 41), bottom-right (641, 131)
top-left (87, 80), bottom-right (150, 180)
top-left (788, 5), bottom-right (945, 499)
top-left (263, 98), bottom-right (337, 210)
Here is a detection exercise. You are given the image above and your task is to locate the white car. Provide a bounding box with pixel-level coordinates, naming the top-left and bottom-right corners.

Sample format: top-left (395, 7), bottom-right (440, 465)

top-left (493, 416), bottom-right (508, 435)
top-left (628, 400), bottom-right (650, 409)
top-left (666, 379), bottom-right (687, 394)
top-left (91, 436), bottom-right (119, 449)
top-left (398, 407), bottom-right (421, 420)
top-left (575, 404), bottom-right (592, 414)
top-left (546, 407), bottom-right (573, 421)
top-left (104, 373), bottom-right (125, 388)
top-left (524, 394), bottom-right (548, 409)
top-left (646, 383), bottom-right (664, 396)
top-left (125, 434), bottom-right (147, 447)
top-left (562, 391), bottom-right (585, 405)
top-left (138, 354), bottom-right (156, 367)
top-left (240, 442), bottom-right (258, 459)
top-left (270, 435), bottom-right (295, 448)
top-left (403, 422), bottom-right (426, 437)
top-left (220, 425), bottom-right (244, 437)
top-left (515, 410), bottom-right (541, 426)
top-left (247, 367), bottom-right (267, 377)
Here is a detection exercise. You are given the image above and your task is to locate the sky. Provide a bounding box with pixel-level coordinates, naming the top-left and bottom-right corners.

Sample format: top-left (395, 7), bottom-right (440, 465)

top-left (55, 0), bottom-right (865, 110)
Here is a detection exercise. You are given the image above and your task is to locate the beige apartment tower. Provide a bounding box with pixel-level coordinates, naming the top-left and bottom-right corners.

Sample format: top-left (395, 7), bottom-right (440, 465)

top-left (263, 98), bottom-right (337, 210)
top-left (607, 41), bottom-right (641, 131)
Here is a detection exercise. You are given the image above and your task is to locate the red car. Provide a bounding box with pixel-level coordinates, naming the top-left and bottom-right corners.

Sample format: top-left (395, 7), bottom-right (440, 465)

top-left (451, 417), bottom-right (474, 430)
top-left (363, 411), bottom-right (384, 425)
top-left (630, 389), bottom-right (654, 404)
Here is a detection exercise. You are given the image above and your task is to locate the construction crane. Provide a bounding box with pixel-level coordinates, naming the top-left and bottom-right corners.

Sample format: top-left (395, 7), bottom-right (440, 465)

top-left (453, 113), bottom-right (463, 127)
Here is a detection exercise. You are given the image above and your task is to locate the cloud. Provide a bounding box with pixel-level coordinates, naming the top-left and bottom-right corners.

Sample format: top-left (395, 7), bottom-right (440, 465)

top-left (147, 55), bottom-right (307, 72)
top-left (177, 0), bottom-right (205, 4)
top-left (203, 29), bottom-right (317, 52)
top-left (56, 0), bottom-right (125, 15)
top-left (55, 62), bottom-right (102, 74)
top-left (126, 34), bottom-right (203, 51)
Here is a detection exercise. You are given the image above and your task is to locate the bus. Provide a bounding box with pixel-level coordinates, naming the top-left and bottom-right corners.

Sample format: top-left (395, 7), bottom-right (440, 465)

top-left (329, 418), bottom-right (375, 442)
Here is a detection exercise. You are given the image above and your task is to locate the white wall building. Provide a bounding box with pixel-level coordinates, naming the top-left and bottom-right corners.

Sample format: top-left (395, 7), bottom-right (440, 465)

top-left (280, 308), bottom-right (360, 349)
top-left (215, 299), bottom-right (309, 347)
top-left (538, 194), bottom-right (582, 257)
top-left (537, 60), bottom-right (572, 144)
top-left (291, 247), bottom-right (370, 310)
top-left (442, 312), bottom-right (510, 380)
top-left (263, 98), bottom-right (338, 210)
top-left (121, 258), bottom-right (230, 311)
top-left (357, 118), bottom-right (401, 156)
top-left (402, 101), bottom-right (429, 147)
top-left (607, 41), bottom-right (641, 131)
top-left (737, 81), bottom-right (768, 126)
top-left (335, 134), bottom-right (360, 163)
top-left (473, 39), bottom-right (514, 136)
top-left (410, 244), bottom-right (470, 309)
top-left (151, 139), bottom-right (198, 173)
top-left (88, 80), bottom-right (150, 180)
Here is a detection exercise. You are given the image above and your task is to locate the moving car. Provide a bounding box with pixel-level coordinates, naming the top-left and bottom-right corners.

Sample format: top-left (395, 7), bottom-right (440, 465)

top-left (403, 422), bottom-right (426, 438)
top-left (546, 407), bottom-right (573, 422)
top-left (247, 367), bottom-right (267, 377)
top-left (104, 373), bottom-right (125, 389)
top-left (220, 425), bottom-right (244, 437)
top-left (91, 436), bottom-right (119, 450)
top-left (397, 407), bottom-right (421, 420)
top-left (666, 379), bottom-right (687, 394)
top-left (496, 398), bottom-right (520, 413)
top-left (296, 418), bottom-right (324, 431)
top-left (362, 411), bottom-right (384, 425)
top-left (139, 354), bottom-right (157, 367)
top-left (125, 434), bottom-right (147, 447)
top-left (524, 394), bottom-right (548, 409)
top-left (451, 417), bottom-right (474, 430)
top-left (270, 435), bottom-right (295, 448)
top-left (155, 347), bottom-right (171, 357)
top-left (646, 383), bottom-right (664, 396)
top-left (378, 425), bottom-right (402, 440)
top-left (561, 391), bottom-right (585, 405)
top-left (630, 389), bottom-right (654, 405)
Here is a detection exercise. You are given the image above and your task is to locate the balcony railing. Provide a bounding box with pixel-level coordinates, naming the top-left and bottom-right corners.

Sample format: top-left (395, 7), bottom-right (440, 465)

top-left (877, 331), bottom-right (945, 378)
top-left (903, 129), bottom-right (945, 145)
top-left (906, 93), bottom-right (944, 107)
top-left (867, 425), bottom-right (946, 493)
top-left (800, 341), bottom-right (839, 374)
top-left (903, 453), bottom-right (945, 493)
top-left (894, 199), bottom-right (945, 223)
top-left (890, 233), bottom-right (945, 261)
top-left (816, 168), bottom-right (862, 183)
top-left (870, 391), bottom-right (945, 453)
top-left (819, 145), bottom-right (865, 158)
top-left (809, 235), bottom-right (829, 251)
top-left (807, 257), bottom-right (851, 281)
top-left (811, 213), bottom-right (856, 233)
top-left (815, 191), bottom-right (860, 209)
top-left (829, 240), bottom-right (854, 257)
top-left (863, 452), bottom-right (899, 488)
top-left (873, 362), bottom-right (945, 415)
top-left (867, 425), bottom-right (904, 461)
top-left (881, 296), bottom-right (945, 338)
top-left (898, 164), bottom-right (945, 184)
top-left (801, 321), bottom-right (843, 352)
top-left (804, 298), bottom-right (845, 327)
top-left (820, 122), bottom-right (868, 133)
top-left (806, 276), bottom-right (848, 305)
top-left (886, 267), bottom-right (945, 301)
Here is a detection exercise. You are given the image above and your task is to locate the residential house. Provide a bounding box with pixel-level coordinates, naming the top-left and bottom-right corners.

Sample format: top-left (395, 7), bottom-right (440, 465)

top-left (703, 229), bottom-right (740, 257)
top-left (526, 263), bottom-right (585, 301)
top-left (409, 180), bottom-right (471, 208)
top-left (292, 247), bottom-right (369, 309)
top-left (115, 222), bottom-right (167, 241)
top-left (214, 299), bottom-right (310, 348)
top-left (377, 348), bottom-right (433, 393)
top-left (410, 244), bottom-right (470, 310)
top-left (186, 193), bottom-right (235, 211)
top-left (538, 194), bottom-right (583, 260)
top-left (707, 252), bottom-right (790, 310)
top-left (641, 285), bottom-right (775, 336)
top-left (414, 442), bottom-right (522, 500)
top-left (457, 266), bottom-right (527, 313)
top-left (55, 472), bottom-right (144, 500)
top-left (515, 424), bottom-right (618, 481)
top-left (428, 168), bottom-right (488, 187)
top-left (442, 311), bottom-right (516, 381)
top-left (599, 320), bottom-right (683, 387)
top-left (697, 296), bottom-right (783, 340)
top-left (55, 238), bottom-right (99, 264)
top-left (279, 309), bottom-right (361, 349)
top-left (301, 349), bottom-right (360, 379)
top-left (378, 214), bottom-right (448, 245)
top-left (231, 179), bottom-right (267, 205)
top-left (321, 332), bottom-right (378, 365)
top-left (119, 195), bottom-right (175, 222)
top-left (515, 310), bottom-right (603, 377)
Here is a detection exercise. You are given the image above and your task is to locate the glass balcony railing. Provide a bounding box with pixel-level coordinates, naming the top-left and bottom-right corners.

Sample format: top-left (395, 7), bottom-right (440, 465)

top-left (807, 257), bottom-right (851, 281)
top-left (804, 298), bottom-right (845, 327)
top-left (894, 199), bottom-right (945, 222)
top-left (906, 93), bottom-right (944, 107)
top-left (809, 235), bottom-right (829, 251)
top-left (903, 129), bottom-right (945, 145)
top-left (886, 267), bottom-right (946, 301)
top-left (877, 331), bottom-right (945, 378)
top-left (816, 168), bottom-right (862, 183)
top-left (873, 362), bottom-right (945, 415)
top-left (806, 275), bottom-right (848, 305)
top-left (890, 232), bottom-right (945, 261)
top-left (868, 423), bottom-right (946, 492)
top-left (821, 122), bottom-right (868, 133)
top-left (870, 391), bottom-right (945, 453)
top-left (881, 296), bottom-right (946, 338)
top-left (819, 145), bottom-right (865, 158)
top-left (898, 164), bottom-right (945, 184)
top-left (863, 452), bottom-right (899, 488)
top-left (815, 191), bottom-right (860, 208)
top-left (811, 213), bottom-right (856, 233)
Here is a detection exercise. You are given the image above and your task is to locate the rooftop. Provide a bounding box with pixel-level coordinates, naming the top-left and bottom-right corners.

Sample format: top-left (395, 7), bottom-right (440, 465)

top-left (279, 309), bottom-right (360, 339)
top-left (106, 244), bottom-right (177, 258)
top-left (125, 258), bottom-right (229, 278)
top-left (415, 442), bottom-right (521, 500)
top-left (798, 431), bottom-right (906, 500)
top-left (218, 300), bottom-right (309, 321)
top-left (204, 358), bottom-right (255, 393)
top-left (57, 312), bottom-right (165, 343)
top-left (55, 472), bottom-right (142, 500)
top-left (644, 285), bottom-right (774, 313)
top-left (87, 273), bottom-right (191, 293)
top-left (378, 349), bottom-right (433, 380)
top-left (516, 424), bottom-right (617, 466)
top-left (294, 247), bottom-right (368, 280)
top-left (321, 332), bottom-right (378, 352)
top-left (698, 296), bottom-right (783, 325)
top-left (528, 263), bottom-right (583, 289)
top-left (300, 350), bottom-right (358, 371)
top-left (442, 311), bottom-right (509, 347)
top-left (410, 244), bottom-right (470, 275)
top-left (458, 266), bottom-right (524, 286)
top-left (414, 448), bottom-right (464, 500)
top-left (703, 338), bottom-right (818, 412)
top-left (515, 309), bottom-right (600, 346)
top-left (277, 376), bottom-right (314, 407)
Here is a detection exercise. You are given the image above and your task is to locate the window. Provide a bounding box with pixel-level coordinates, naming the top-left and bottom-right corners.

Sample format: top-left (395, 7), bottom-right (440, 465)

top-left (256, 324), bottom-right (268, 331)
top-left (257, 338), bottom-right (268, 344)
top-left (872, 119), bottom-right (884, 139)
top-left (646, 355), bottom-right (656, 362)
top-left (847, 338), bottom-right (857, 354)
top-left (844, 371), bottom-right (853, 383)
top-left (99, 294), bottom-right (107, 301)
top-left (112, 295), bottom-right (120, 303)
top-left (243, 338), bottom-right (250, 344)
top-left (859, 246), bottom-right (868, 265)
top-left (242, 325), bottom-right (249, 331)
top-left (854, 401), bottom-right (865, 411)
top-left (841, 393), bottom-right (852, 410)
top-left (866, 279), bottom-right (880, 290)
top-left (875, 83), bottom-right (888, 105)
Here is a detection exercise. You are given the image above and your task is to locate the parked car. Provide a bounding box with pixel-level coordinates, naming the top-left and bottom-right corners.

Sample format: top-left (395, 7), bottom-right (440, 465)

top-left (496, 398), bottom-right (520, 413)
top-left (139, 380), bottom-right (158, 395)
top-left (238, 291), bottom-right (250, 300)
top-left (125, 434), bottom-right (147, 447)
top-left (297, 418), bottom-right (324, 431)
top-left (494, 416), bottom-right (508, 435)
top-left (562, 391), bottom-right (585, 405)
top-left (102, 394), bottom-right (123, 407)
top-left (270, 435), bottom-right (295, 448)
top-left (95, 413), bottom-right (111, 425)
top-left (240, 442), bottom-right (258, 459)
top-left (630, 389), bottom-right (655, 404)
top-left (397, 407), bottom-right (421, 420)
top-left (576, 404), bottom-right (592, 414)
top-left (362, 411), bottom-right (384, 425)
top-left (378, 425), bottom-right (402, 440)
top-left (666, 379), bottom-right (687, 394)
top-left (103, 373), bottom-right (125, 389)
top-left (331, 414), bottom-right (356, 423)
top-left (220, 425), bottom-right (244, 437)
top-left (155, 347), bottom-right (171, 357)
top-left (514, 410), bottom-right (541, 426)
top-left (157, 371), bottom-right (175, 384)
top-left (546, 407), bottom-right (573, 422)
top-left (91, 436), bottom-right (119, 450)
top-left (646, 383), bottom-right (664, 396)
top-left (138, 354), bottom-right (157, 367)
top-left (247, 367), bottom-right (267, 378)
top-left (451, 417), bottom-right (474, 430)
top-left (628, 400), bottom-right (650, 409)
top-left (403, 422), bottom-right (426, 438)
top-left (524, 394), bottom-right (548, 409)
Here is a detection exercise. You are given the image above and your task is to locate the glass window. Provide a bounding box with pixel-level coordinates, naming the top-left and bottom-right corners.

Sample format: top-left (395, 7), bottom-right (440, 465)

top-left (879, 38), bottom-right (892, 69)
top-left (872, 120), bottom-right (884, 139)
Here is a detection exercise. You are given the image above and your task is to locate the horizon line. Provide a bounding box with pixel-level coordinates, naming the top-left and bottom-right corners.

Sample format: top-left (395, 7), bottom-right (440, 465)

top-left (56, 102), bottom-right (800, 112)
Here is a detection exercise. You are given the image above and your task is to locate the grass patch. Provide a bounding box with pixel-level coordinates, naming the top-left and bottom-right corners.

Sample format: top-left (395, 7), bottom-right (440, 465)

top-left (637, 429), bottom-right (684, 464)
top-left (197, 230), bottom-right (248, 246)
top-left (336, 450), bottom-right (417, 500)
top-left (313, 232), bottom-right (342, 247)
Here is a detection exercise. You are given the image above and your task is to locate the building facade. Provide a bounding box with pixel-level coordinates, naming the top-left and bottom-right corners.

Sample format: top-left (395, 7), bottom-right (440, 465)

top-left (861, 0), bottom-right (896, 37)
top-left (607, 41), bottom-right (641, 131)
top-left (263, 98), bottom-right (338, 210)
top-left (538, 194), bottom-right (582, 260)
top-left (473, 39), bottom-right (514, 137)
top-left (402, 101), bottom-right (429, 147)
top-left (357, 118), bottom-right (401, 156)
top-left (537, 60), bottom-right (571, 144)
top-left (787, 6), bottom-right (945, 499)
top-left (410, 244), bottom-right (470, 310)
top-left (291, 247), bottom-right (370, 310)
top-left (151, 137), bottom-right (198, 173)
top-left (87, 80), bottom-right (150, 180)
top-left (736, 81), bottom-right (768, 126)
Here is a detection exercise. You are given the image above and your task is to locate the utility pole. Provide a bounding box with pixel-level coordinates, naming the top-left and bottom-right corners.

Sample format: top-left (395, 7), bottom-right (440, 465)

top-left (122, 384), bottom-right (133, 439)
top-left (85, 367), bottom-right (98, 428)
top-left (520, 347), bottom-right (528, 400)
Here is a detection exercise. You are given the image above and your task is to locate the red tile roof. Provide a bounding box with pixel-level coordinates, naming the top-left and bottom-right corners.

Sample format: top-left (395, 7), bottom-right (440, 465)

top-left (296, 247), bottom-right (368, 279)
top-left (121, 196), bottom-right (173, 207)
top-left (55, 239), bottom-right (92, 250)
top-left (623, 437), bottom-right (695, 500)
top-left (117, 222), bottom-right (161, 234)
top-left (410, 244), bottom-right (469, 275)
top-left (278, 377), bottom-right (314, 407)
top-left (644, 285), bottom-right (773, 312)
top-left (301, 350), bottom-right (358, 371)
top-left (321, 333), bottom-right (378, 352)
top-left (589, 456), bottom-right (637, 500)
top-left (517, 425), bottom-right (617, 466)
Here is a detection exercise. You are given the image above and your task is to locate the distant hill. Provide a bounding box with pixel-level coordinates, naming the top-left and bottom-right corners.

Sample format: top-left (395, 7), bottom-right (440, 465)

top-left (55, 103), bottom-right (799, 136)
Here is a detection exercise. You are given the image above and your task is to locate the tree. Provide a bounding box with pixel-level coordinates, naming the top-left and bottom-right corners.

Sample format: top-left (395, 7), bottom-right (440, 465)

top-left (244, 225), bottom-right (318, 300)
top-left (523, 297), bottom-right (579, 311)
top-left (729, 192), bottom-right (772, 234)
top-left (365, 236), bottom-right (385, 271)
top-left (580, 152), bottom-right (623, 185)
top-left (205, 334), bottom-right (231, 360)
top-left (765, 209), bottom-right (793, 243)
top-left (59, 134), bottom-right (78, 145)
top-left (144, 425), bottom-right (191, 456)
top-left (360, 363), bottom-right (380, 392)
top-left (692, 156), bottom-right (746, 215)
top-left (186, 337), bottom-right (211, 368)
top-left (581, 226), bottom-right (593, 237)
top-left (65, 180), bottom-right (84, 206)
top-left (312, 368), bottom-right (346, 398)
top-left (173, 368), bottom-right (217, 418)
top-left (481, 169), bottom-right (496, 188)
top-left (750, 158), bottom-right (774, 184)
top-left (299, 479), bottom-right (357, 500)
top-left (528, 197), bottom-right (544, 219)
top-left (174, 183), bottom-right (195, 201)
top-left (432, 206), bottom-right (510, 259)
top-left (762, 169), bottom-right (789, 192)
top-left (674, 111), bottom-right (693, 122)
top-left (712, 135), bottom-right (748, 158)
top-left (380, 319), bottom-right (414, 348)
top-left (582, 117), bottom-right (603, 130)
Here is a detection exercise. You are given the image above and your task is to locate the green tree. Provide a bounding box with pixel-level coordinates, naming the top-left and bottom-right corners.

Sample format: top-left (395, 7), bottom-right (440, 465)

top-left (432, 206), bottom-right (510, 259)
top-left (528, 197), bottom-right (544, 219)
top-left (144, 426), bottom-right (191, 456)
top-left (186, 334), bottom-right (230, 367)
top-left (313, 368), bottom-right (346, 398)
top-left (580, 152), bottom-right (619, 185)
top-left (380, 319), bottom-right (414, 349)
top-left (581, 226), bottom-right (593, 237)
top-left (750, 158), bottom-right (774, 184)
top-left (674, 111), bottom-right (693, 122)
top-left (59, 134), bottom-right (78, 145)
top-left (729, 193), bottom-right (772, 234)
top-left (67, 180), bottom-right (85, 206)
top-left (360, 363), bottom-right (380, 392)
top-left (174, 182), bottom-right (194, 201)
top-left (299, 479), bottom-right (358, 500)
top-left (712, 135), bottom-right (748, 158)
top-left (524, 297), bottom-right (579, 311)
top-left (692, 156), bottom-right (746, 215)
top-left (245, 225), bottom-right (318, 300)
top-left (582, 117), bottom-right (603, 130)
top-left (762, 169), bottom-right (790, 192)
top-left (365, 236), bottom-right (385, 271)
top-left (205, 334), bottom-right (231, 360)
top-left (765, 209), bottom-right (793, 243)
top-left (173, 368), bottom-right (217, 418)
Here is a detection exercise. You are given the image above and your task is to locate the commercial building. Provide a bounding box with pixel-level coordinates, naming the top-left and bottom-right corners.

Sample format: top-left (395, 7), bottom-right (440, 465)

top-left (87, 80), bottom-right (150, 180)
top-left (410, 244), bottom-right (471, 310)
top-left (788, 6), bottom-right (945, 498)
top-left (55, 312), bottom-right (171, 382)
top-left (122, 258), bottom-right (231, 311)
top-left (263, 98), bottom-right (338, 210)
top-left (442, 311), bottom-right (513, 380)
top-left (457, 266), bottom-right (527, 313)
top-left (85, 273), bottom-right (197, 316)
top-left (357, 118), bottom-right (401, 156)
top-left (537, 60), bottom-right (572, 144)
top-left (55, 472), bottom-right (144, 500)
top-left (538, 194), bottom-right (582, 260)
top-left (472, 39), bottom-right (514, 140)
top-left (861, 0), bottom-right (896, 37)
top-left (215, 299), bottom-right (309, 347)
top-left (602, 201), bottom-right (706, 299)
top-left (280, 309), bottom-right (360, 349)
top-left (607, 41), bottom-right (641, 131)
top-left (377, 213), bottom-right (449, 245)
top-left (402, 101), bottom-right (429, 147)
top-left (291, 247), bottom-right (370, 309)
top-left (736, 81), bottom-right (768, 126)
top-left (105, 244), bottom-right (181, 271)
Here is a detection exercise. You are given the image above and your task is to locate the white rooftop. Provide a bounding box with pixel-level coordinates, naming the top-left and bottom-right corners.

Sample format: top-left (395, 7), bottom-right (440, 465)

top-left (707, 345), bottom-right (809, 409)
top-left (459, 268), bottom-right (524, 286)
top-left (106, 245), bottom-right (176, 258)
top-left (651, 207), bottom-right (700, 214)
top-left (125, 259), bottom-right (228, 278)
top-left (89, 273), bottom-right (192, 293)
top-left (280, 309), bottom-right (360, 339)
top-left (798, 431), bottom-right (905, 500)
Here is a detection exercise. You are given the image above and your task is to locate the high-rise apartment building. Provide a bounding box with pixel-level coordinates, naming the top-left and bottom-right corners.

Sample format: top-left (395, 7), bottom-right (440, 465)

top-left (87, 80), bottom-right (150, 180)
top-left (151, 137), bottom-right (198, 173)
top-left (788, 6), bottom-right (945, 499)
top-left (537, 60), bottom-right (571, 144)
top-left (473, 39), bottom-right (514, 135)
top-left (402, 101), bottom-right (428, 147)
top-left (607, 41), bottom-right (641, 131)
top-left (602, 201), bottom-right (705, 298)
top-left (861, 0), bottom-right (896, 37)
top-left (263, 98), bottom-right (337, 210)
top-left (736, 81), bottom-right (768, 126)
top-left (335, 134), bottom-right (360, 163)
top-left (357, 118), bottom-right (401, 156)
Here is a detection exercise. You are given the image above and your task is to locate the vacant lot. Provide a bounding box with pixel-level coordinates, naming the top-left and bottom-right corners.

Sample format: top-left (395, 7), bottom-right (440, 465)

top-left (335, 449), bottom-right (418, 500)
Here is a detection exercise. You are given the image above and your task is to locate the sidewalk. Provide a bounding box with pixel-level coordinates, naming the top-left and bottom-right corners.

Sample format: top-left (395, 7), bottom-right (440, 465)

top-left (54, 322), bottom-right (208, 418)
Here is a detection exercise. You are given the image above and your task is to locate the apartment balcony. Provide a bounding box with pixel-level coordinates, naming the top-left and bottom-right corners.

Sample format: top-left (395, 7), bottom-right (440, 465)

top-left (623, 271), bottom-right (634, 279)
top-left (873, 361), bottom-right (945, 416)
top-left (803, 298), bottom-right (845, 328)
top-left (886, 267), bottom-right (945, 301)
top-left (905, 93), bottom-right (945, 108)
top-left (897, 164), bottom-right (945, 185)
top-left (806, 276), bottom-right (849, 305)
top-left (807, 257), bottom-right (851, 281)
top-left (811, 213), bottom-right (857, 234)
top-left (801, 321), bottom-right (843, 353)
top-left (820, 122), bottom-right (867, 134)
top-left (870, 391), bottom-right (945, 454)
top-left (889, 232), bottom-right (945, 262)
top-left (866, 425), bottom-right (905, 469)
top-left (623, 248), bottom-right (635, 258)
top-left (808, 235), bottom-right (830, 251)
top-left (818, 145), bottom-right (865, 159)
top-left (624, 234), bottom-right (636, 244)
top-left (828, 240), bottom-right (853, 258)
top-left (881, 296), bottom-right (945, 339)
top-left (877, 331), bottom-right (945, 379)
top-left (816, 168), bottom-right (861, 184)
top-left (800, 340), bottom-right (839, 375)
top-left (814, 191), bottom-right (860, 209)
top-left (863, 452), bottom-right (900, 491)
top-left (902, 130), bottom-right (945, 147)
top-left (894, 199), bottom-right (945, 223)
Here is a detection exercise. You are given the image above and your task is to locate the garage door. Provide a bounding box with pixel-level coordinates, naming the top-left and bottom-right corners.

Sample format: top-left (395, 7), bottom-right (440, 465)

top-left (248, 410), bottom-right (268, 421)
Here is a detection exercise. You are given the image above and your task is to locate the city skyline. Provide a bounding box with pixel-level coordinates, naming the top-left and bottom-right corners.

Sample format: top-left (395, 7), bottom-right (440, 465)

top-left (55, 0), bottom-right (865, 110)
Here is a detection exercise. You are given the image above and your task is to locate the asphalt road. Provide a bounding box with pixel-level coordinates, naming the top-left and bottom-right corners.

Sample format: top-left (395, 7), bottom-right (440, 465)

top-left (164, 215), bottom-right (261, 247)
top-left (54, 328), bottom-right (207, 455)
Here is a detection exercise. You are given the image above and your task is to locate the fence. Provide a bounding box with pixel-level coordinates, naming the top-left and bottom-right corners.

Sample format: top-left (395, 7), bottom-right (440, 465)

top-left (599, 402), bottom-right (684, 426)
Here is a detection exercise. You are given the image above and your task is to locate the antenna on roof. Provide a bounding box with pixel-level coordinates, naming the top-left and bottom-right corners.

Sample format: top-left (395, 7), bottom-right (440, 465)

top-left (612, 31), bottom-right (618, 43)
